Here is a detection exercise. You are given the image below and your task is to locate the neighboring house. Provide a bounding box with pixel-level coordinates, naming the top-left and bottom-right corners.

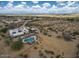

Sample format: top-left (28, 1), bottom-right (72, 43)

top-left (9, 27), bottom-right (29, 37)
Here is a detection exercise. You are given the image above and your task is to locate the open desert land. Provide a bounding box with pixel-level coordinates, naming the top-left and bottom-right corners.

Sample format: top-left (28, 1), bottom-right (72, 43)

top-left (0, 14), bottom-right (79, 58)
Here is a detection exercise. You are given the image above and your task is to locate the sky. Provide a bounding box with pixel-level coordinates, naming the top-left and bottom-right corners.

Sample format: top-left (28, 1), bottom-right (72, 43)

top-left (0, 1), bottom-right (79, 14)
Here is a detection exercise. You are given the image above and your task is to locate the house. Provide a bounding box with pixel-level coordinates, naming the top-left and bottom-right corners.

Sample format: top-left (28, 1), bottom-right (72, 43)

top-left (9, 27), bottom-right (29, 37)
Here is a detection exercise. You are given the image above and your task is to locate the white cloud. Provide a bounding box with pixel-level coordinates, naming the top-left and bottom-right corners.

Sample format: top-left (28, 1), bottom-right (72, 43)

top-left (32, 5), bottom-right (41, 9)
top-left (0, 1), bottom-right (79, 14)
top-left (67, 1), bottom-right (76, 6)
top-left (59, 3), bottom-right (66, 6)
top-left (8, 1), bottom-right (14, 3)
top-left (52, 5), bottom-right (58, 8)
top-left (32, 5), bottom-right (49, 13)
top-left (14, 4), bottom-right (25, 9)
top-left (14, 2), bottom-right (27, 9)
top-left (21, 2), bottom-right (26, 5)
top-left (32, 1), bottom-right (39, 4)
top-left (42, 3), bottom-right (51, 8)
top-left (7, 2), bottom-right (13, 6)
top-left (56, 1), bottom-right (66, 6)
top-left (49, 4), bottom-right (78, 14)
top-left (3, 1), bottom-right (27, 9)
top-left (53, 1), bottom-right (79, 14)
top-left (0, 7), bottom-right (2, 9)
top-left (4, 1), bottom-right (13, 9)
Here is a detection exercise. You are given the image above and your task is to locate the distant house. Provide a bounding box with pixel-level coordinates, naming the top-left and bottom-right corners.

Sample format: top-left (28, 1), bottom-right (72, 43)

top-left (9, 27), bottom-right (29, 37)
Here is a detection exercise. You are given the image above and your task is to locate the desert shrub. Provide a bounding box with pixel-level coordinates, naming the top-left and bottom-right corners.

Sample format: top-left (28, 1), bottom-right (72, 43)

top-left (72, 31), bottom-right (79, 36)
top-left (48, 35), bottom-right (52, 37)
top-left (76, 44), bottom-right (79, 49)
top-left (19, 54), bottom-right (28, 58)
top-left (48, 27), bottom-right (53, 31)
top-left (34, 46), bottom-right (37, 49)
top-left (50, 56), bottom-right (54, 58)
top-left (75, 18), bottom-right (79, 22)
top-left (56, 55), bottom-right (61, 58)
top-left (22, 55), bottom-right (28, 58)
top-left (39, 52), bottom-right (43, 57)
top-left (56, 35), bottom-right (62, 39)
top-left (0, 34), bottom-right (6, 37)
top-left (75, 50), bottom-right (79, 58)
top-left (39, 50), bottom-right (47, 58)
top-left (75, 44), bottom-right (79, 58)
top-left (48, 27), bottom-right (58, 33)
top-left (0, 27), bottom-right (8, 33)
top-left (39, 52), bottom-right (47, 58)
top-left (43, 31), bottom-right (48, 35)
top-left (4, 38), bottom-right (12, 45)
top-left (8, 23), bottom-right (18, 29)
top-left (67, 18), bottom-right (74, 22)
top-left (45, 50), bottom-right (54, 55)
top-left (43, 32), bottom-right (47, 35)
top-left (11, 40), bottom-right (23, 50)
top-left (62, 32), bottom-right (73, 41)
top-left (42, 55), bottom-right (47, 58)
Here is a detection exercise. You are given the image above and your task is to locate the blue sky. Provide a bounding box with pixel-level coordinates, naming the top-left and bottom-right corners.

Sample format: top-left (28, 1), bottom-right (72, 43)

top-left (0, 1), bottom-right (79, 14)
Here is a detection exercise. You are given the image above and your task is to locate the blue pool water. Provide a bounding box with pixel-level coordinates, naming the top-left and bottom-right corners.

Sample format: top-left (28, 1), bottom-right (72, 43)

top-left (23, 37), bottom-right (34, 43)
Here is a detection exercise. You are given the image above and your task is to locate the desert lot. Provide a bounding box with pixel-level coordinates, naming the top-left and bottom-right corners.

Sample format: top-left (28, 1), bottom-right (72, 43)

top-left (0, 14), bottom-right (79, 58)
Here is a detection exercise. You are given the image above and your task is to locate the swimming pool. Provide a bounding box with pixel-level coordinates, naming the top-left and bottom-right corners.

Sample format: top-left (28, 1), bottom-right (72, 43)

top-left (22, 36), bottom-right (36, 44)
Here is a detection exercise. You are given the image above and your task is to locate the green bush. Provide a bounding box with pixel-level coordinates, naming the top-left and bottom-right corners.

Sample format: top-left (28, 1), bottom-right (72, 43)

top-left (11, 40), bottom-right (23, 50)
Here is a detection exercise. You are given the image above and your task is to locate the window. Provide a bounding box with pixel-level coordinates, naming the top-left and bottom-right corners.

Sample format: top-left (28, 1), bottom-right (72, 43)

top-left (18, 30), bottom-right (22, 32)
top-left (12, 32), bottom-right (16, 34)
